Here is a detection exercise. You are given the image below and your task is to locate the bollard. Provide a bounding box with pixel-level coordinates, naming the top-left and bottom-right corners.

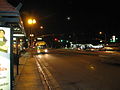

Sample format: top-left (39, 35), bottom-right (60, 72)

top-left (13, 53), bottom-right (20, 75)
top-left (16, 54), bottom-right (19, 75)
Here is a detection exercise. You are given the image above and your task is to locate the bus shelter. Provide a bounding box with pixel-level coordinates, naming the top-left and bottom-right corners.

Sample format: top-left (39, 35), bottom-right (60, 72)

top-left (0, 0), bottom-right (26, 89)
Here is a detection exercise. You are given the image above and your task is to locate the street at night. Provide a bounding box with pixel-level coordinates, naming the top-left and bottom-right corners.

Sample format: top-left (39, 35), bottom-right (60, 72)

top-left (1, 0), bottom-right (120, 90)
top-left (34, 49), bottom-right (120, 90)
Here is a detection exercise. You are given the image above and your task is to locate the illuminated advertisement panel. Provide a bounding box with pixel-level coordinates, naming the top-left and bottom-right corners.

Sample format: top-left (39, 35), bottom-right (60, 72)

top-left (0, 27), bottom-right (11, 90)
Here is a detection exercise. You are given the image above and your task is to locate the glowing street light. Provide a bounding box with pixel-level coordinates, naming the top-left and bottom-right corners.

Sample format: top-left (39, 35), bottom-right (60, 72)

top-left (28, 18), bottom-right (36, 46)
top-left (40, 26), bottom-right (43, 29)
top-left (28, 19), bottom-right (33, 24)
top-left (30, 34), bottom-right (34, 37)
top-left (67, 16), bottom-right (71, 20)
top-left (99, 32), bottom-right (102, 35)
top-left (32, 19), bottom-right (36, 24)
top-left (28, 18), bottom-right (36, 25)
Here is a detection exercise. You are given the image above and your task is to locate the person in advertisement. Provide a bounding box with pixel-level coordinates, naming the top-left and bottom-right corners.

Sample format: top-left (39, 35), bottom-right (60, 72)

top-left (0, 29), bottom-right (8, 53)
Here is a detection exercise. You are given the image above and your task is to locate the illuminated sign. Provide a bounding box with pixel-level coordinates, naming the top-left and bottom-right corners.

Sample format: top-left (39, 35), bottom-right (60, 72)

top-left (37, 38), bottom-right (42, 40)
top-left (112, 35), bottom-right (116, 42)
top-left (13, 34), bottom-right (25, 37)
top-left (0, 27), bottom-right (11, 90)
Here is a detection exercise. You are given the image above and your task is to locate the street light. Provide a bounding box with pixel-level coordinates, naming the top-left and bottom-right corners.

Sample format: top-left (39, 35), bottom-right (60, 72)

top-left (30, 34), bottom-right (34, 37)
top-left (99, 32), bottom-right (102, 35)
top-left (40, 26), bottom-right (43, 29)
top-left (28, 18), bottom-right (36, 25)
top-left (28, 18), bottom-right (36, 47)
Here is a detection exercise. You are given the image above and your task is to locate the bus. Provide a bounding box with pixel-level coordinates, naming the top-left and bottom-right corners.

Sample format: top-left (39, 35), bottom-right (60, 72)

top-left (35, 41), bottom-right (48, 53)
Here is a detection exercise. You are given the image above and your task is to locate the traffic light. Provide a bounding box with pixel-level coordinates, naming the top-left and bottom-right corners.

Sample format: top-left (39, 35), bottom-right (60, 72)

top-left (60, 40), bottom-right (63, 42)
top-left (54, 38), bottom-right (58, 41)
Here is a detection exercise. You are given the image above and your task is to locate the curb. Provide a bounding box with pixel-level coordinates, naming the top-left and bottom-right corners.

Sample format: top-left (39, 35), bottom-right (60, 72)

top-left (35, 55), bottom-right (62, 90)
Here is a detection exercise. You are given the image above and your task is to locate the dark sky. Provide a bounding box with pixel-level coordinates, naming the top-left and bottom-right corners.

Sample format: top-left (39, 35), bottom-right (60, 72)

top-left (7, 0), bottom-right (120, 36)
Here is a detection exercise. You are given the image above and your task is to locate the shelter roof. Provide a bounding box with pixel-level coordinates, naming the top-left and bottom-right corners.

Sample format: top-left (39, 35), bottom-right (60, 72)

top-left (0, 0), bottom-right (17, 12)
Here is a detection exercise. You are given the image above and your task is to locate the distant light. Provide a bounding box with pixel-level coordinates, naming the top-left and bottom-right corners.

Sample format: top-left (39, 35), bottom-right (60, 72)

top-left (99, 32), bottom-right (102, 34)
top-left (61, 40), bottom-right (63, 42)
top-left (116, 38), bottom-right (118, 40)
top-left (45, 49), bottom-right (48, 52)
top-left (110, 39), bottom-right (113, 42)
top-left (28, 19), bottom-right (33, 24)
top-left (40, 26), bottom-right (43, 29)
top-left (67, 17), bottom-right (71, 20)
top-left (54, 38), bottom-right (58, 41)
top-left (66, 40), bottom-right (69, 43)
top-left (92, 45), bottom-right (103, 48)
top-left (13, 37), bottom-right (16, 40)
top-left (30, 34), bottom-right (34, 37)
top-left (112, 35), bottom-right (116, 42)
top-left (69, 35), bottom-right (71, 38)
top-left (28, 18), bottom-right (36, 24)
top-left (34, 39), bottom-right (36, 41)
top-left (37, 38), bottom-right (42, 40)
top-left (13, 34), bottom-right (25, 37)
top-left (37, 50), bottom-right (41, 53)
top-left (70, 42), bottom-right (72, 44)
top-left (21, 21), bottom-right (23, 24)
top-left (20, 39), bottom-right (23, 42)
top-left (33, 19), bottom-right (36, 24)
top-left (14, 27), bottom-right (20, 31)
top-left (26, 39), bottom-right (28, 41)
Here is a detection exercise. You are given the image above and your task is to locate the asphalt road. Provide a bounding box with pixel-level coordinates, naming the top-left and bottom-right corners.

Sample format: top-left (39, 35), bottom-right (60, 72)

top-left (35, 49), bottom-right (120, 90)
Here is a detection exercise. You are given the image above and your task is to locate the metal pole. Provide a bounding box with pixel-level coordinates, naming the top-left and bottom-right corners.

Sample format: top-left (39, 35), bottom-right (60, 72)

top-left (16, 38), bottom-right (19, 75)
top-left (30, 26), bottom-right (32, 47)
top-left (105, 33), bottom-right (107, 45)
top-left (11, 27), bottom-right (14, 90)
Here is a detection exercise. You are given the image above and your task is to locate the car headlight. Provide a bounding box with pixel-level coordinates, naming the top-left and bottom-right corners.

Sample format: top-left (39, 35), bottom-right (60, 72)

top-left (37, 50), bottom-right (40, 53)
top-left (45, 49), bottom-right (48, 52)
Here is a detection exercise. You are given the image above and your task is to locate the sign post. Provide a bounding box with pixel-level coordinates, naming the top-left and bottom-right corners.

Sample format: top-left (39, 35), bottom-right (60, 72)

top-left (0, 27), bottom-right (13, 90)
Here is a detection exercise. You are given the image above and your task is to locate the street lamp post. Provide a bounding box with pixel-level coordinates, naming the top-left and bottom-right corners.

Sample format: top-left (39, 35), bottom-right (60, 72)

top-left (28, 18), bottom-right (36, 47)
top-left (99, 32), bottom-right (107, 44)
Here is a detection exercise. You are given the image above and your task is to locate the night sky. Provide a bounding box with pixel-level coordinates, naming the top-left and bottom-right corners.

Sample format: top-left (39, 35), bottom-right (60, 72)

top-left (7, 0), bottom-right (120, 36)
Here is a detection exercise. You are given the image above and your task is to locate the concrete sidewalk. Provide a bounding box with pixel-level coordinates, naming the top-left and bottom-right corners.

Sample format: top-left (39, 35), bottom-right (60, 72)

top-left (14, 52), bottom-right (44, 90)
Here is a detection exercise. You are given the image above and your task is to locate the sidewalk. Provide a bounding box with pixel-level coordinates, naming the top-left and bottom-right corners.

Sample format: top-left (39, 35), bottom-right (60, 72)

top-left (14, 51), bottom-right (44, 90)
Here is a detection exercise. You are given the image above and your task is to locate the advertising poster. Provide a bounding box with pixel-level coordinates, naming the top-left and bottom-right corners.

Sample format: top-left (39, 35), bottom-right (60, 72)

top-left (0, 27), bottom-right (11, 90)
